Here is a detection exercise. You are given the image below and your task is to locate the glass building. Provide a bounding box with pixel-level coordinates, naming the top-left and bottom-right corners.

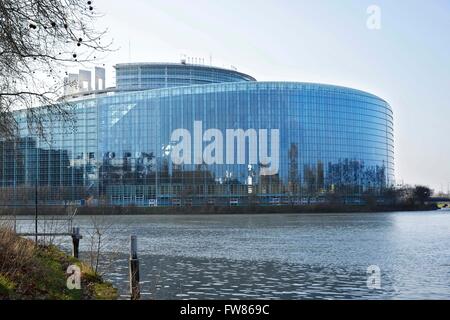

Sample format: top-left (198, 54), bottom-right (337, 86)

top-left (0, 63), bottom-right (394, 206)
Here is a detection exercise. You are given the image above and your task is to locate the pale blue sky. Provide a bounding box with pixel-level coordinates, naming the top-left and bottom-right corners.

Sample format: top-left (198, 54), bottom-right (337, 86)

top-left (92, 0), bottom-right (450, 193)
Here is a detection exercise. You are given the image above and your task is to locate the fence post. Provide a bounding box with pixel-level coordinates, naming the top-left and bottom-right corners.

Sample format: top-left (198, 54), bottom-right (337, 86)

top-left (71, 227), bottom-right (82, 259)
top-left (129, 235), bottom-right (140, 300)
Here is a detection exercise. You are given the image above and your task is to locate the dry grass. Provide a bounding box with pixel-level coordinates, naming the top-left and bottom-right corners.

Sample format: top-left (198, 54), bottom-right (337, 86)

top-left (0, 222), bottom-right (117, 300)
top-left (0, 224), bottom-right (35, 291)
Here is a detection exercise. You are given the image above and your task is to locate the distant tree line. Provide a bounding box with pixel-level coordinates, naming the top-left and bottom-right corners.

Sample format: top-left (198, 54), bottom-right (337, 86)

top-left (363, 185), bottom-right (434, 206)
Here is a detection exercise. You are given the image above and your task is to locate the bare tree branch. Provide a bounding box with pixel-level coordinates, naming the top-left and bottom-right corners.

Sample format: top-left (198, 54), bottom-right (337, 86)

top-left (0, 0), bottom-right (112, 140)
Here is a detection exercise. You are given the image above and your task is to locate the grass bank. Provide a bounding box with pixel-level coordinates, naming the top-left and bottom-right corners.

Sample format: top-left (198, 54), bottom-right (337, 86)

top-left (0, 228), bottom-right (117, 300)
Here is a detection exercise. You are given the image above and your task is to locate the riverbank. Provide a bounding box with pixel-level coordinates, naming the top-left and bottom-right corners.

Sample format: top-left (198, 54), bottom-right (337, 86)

top-left (0, 203), bottom-right (438, 216)
top-left (0, 228), bottom-right (117, 300)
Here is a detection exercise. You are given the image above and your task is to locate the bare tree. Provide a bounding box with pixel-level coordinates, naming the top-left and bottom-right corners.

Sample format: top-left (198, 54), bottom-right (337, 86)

top-left (0, 0), bottom-right (111, 138)
top-left (86, 216), bottom-right (125, 276)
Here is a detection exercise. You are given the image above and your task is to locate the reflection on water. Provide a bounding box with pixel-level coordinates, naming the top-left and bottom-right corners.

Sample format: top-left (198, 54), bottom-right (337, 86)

top-left (103, 254), bottom-right (396, 300)
top-left (16, 211), bottom-right (450, 299)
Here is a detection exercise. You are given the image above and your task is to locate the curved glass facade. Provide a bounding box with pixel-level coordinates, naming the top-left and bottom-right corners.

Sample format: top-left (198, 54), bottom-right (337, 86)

top-left (0, 64), bottom-right (394, 206)
top-left (115, 63), bottom-right (256, 91)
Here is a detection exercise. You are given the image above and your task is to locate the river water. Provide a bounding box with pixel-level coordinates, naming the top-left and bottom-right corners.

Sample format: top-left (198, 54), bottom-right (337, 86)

top-left (15, 211), bottom-right (450, 299)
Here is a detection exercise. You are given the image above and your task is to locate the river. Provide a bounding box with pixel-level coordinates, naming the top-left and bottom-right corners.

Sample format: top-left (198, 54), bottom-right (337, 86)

top-left (15, 211), bottom-right (450, 299)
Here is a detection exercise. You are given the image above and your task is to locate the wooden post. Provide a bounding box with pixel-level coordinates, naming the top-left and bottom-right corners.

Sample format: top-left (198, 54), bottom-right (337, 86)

top-left (71, 227), bottom-right (82, 259)
top-left (129, 235), bottom-right (140, 300)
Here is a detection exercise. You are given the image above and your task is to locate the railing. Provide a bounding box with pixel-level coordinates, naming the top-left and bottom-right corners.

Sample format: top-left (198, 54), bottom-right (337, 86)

top-left (0, 208), bottom-right (83, 259)
top-left (0, 208), bottom-right (78, 241)
top-left (0, 208), bottom-right (77, 238)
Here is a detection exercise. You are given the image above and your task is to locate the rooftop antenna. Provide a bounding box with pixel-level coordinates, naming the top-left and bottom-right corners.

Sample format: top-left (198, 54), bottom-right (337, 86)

top-left (209, 54), bottom-right (212, 66)
top-left (181, 54), bottom-right (187, 65)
